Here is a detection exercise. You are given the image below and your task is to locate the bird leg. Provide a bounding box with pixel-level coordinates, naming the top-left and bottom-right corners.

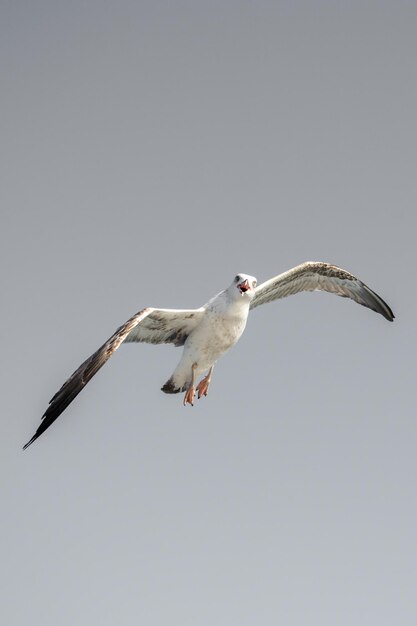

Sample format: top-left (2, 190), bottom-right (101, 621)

top-left (196, 366), bottom-right (214, 399)
top-left (183, 363), bottom-right (198, 406)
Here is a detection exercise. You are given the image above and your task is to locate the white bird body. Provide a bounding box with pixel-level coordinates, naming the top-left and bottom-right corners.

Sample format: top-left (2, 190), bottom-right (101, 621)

top-left (167, 277), bottom-right (254, 392)
top-left (24, 262), bottom-right (394, 449)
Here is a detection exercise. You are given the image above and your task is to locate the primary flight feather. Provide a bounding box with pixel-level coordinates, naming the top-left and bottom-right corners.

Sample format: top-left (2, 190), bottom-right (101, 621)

top-left (24, 262), bottom-right (394, 449)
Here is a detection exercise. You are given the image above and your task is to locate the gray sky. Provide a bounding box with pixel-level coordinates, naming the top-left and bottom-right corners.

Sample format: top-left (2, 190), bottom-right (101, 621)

top-left (2, 2), bottom-right (416, 625)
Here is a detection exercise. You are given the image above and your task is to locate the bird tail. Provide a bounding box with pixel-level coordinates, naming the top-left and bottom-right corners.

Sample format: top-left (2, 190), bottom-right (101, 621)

top-left (161, 376), bottom-right (185, 394)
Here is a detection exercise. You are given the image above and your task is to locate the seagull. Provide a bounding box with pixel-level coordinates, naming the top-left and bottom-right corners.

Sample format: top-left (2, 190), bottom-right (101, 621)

top-left (23, 262), bottom-right (394, 449)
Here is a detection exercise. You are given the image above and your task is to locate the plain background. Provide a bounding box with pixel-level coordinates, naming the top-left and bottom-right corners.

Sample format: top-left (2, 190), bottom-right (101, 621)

top-left (2, 2), bottom-right (416, 625)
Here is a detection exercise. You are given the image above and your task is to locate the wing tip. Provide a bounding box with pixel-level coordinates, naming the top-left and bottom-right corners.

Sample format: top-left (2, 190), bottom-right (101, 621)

top-left (23, 407), bottom-right (54, 450)
top-left (374, 302), bottom-right (395, 322)
top-left (22, 434), bottom-right (38, 450)
top-left (362, 283), bottom-right (395, 322)
top-left (386, 300), bottom-right (395, 322)
top-left (386, 310), bottom-right (395, 322)
top-left (376, 299), bottom-right (395, 322)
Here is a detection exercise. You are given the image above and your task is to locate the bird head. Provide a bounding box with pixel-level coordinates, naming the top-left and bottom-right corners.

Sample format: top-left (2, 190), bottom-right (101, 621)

top-left (230, 274), bottom-right (257, 300)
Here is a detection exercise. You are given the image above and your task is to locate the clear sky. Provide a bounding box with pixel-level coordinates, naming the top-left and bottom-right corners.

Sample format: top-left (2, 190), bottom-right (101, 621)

top-left (2, 2), bottom-right (416, 625)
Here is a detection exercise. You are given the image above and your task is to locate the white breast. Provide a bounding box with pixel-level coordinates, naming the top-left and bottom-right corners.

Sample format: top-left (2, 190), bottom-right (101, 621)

top-left (186, 298), bottom-right (249, 369)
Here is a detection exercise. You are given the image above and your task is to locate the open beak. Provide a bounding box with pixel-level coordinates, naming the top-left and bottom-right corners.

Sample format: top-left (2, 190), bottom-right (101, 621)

top-left (238, 279), bottom-right (250, 294)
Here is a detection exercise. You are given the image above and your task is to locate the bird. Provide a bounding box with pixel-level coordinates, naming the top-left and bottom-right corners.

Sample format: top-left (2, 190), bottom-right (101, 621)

top-left (23, 261), bottom-right (394, 449)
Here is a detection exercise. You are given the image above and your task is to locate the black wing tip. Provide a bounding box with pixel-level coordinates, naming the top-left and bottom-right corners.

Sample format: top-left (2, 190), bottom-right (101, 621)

top-left (377, 297), bottom-right (395, 322)
top-left (377, 304), bottom-right (395, 322)
top-left (23, 409), bottom-right (53, 450)
top-left (361, 283), bottom-right (394, 322)
top-left (387, 303), bottom-right (395, 321)
top-left (22, 434), bottom-right (39, 450)
top-left (378, 301), bottom-right (395, 322)
top-left (378, 293), bottom-right (395, 322)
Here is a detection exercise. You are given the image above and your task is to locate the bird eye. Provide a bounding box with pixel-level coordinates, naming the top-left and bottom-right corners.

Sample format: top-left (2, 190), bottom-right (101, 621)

top-left (252, 280), bottom-right (257, 288)
top-left (235, 275), bottom-right (240, 282)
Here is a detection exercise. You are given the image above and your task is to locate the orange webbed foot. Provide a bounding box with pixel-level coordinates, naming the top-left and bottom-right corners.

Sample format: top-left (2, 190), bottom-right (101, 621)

top-left (183, 386), bottom-right (196, 406)
top-left (196, 366), bottom-right (213, 400)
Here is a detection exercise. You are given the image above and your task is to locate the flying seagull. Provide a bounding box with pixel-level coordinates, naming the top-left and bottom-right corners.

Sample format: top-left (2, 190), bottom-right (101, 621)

top-left (23, 262), bottom-right (394, 449)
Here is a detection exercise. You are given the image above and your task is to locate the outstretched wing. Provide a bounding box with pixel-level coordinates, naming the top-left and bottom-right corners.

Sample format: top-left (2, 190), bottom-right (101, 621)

top-left (23, 306), bottom-right (204, 449)
top-left (250, 262), bottom-right (394, 321)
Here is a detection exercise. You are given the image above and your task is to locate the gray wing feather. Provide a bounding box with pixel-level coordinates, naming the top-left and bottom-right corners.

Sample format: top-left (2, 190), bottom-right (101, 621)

top-left (23, 306), bottom-right (204, 449)
top-left (250, 262), bottom-right (394, 321)
top-left (125, 308), bottom-right (204, 346)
